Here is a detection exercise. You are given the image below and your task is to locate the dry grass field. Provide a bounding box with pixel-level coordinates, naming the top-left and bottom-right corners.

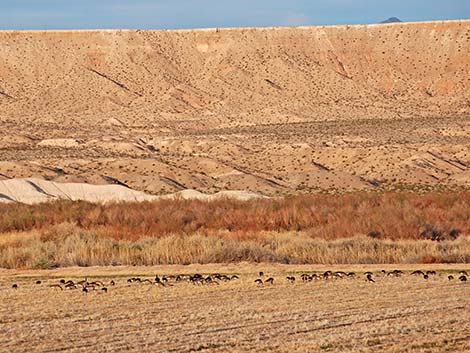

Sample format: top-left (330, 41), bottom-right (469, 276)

top-left (1, 264), bottom-right (470, 352)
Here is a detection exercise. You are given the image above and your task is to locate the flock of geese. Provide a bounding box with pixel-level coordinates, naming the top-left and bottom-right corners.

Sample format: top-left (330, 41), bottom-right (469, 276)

top-left (253, 269), bottom-right (469, 285)
top-left (8, 269), bottom-right (469, 292)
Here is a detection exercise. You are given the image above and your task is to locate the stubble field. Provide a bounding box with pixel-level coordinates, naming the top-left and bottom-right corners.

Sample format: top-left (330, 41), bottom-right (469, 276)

top-left (1, 264), bottom-right (470, 352)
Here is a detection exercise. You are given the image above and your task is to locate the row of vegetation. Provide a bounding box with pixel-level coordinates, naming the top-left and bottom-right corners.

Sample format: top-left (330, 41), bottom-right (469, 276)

top-left (0, 192), bottom-right (469, 268)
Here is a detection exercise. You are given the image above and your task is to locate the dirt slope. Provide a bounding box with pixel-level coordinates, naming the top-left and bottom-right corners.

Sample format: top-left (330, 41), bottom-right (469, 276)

top-left (0, 20), bottom-right (469, 195)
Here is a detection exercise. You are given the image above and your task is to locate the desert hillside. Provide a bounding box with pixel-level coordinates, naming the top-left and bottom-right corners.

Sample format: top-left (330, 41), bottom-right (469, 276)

top-left (0, 20), bottom-right (469, 195)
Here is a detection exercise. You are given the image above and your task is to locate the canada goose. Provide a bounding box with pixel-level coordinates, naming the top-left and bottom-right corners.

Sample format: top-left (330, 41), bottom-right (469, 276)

top-left (101, 287), bottom-right (108, 293)
top-left (426, 271), bottom-right (436, 276)
top-left (65, 283), bottom-right (77, 290)
top-left (365, 274), bottom-right (375, 283)
top-left (12, 284), bottom-right (18, 289)
top-left (231, 275), bottom-right (239, 280)
top-left (459, 275), bottom-right (467, 282)
top-left (347, 272), bottom-right (356, 278)
top-left (265, 277), bottom-right (274, 285)
top-left (254, 279), bottom-right (263, 285)
top-left (411, 270), bottom-right (424, 276)
top-left (77, 278), bottom-right (88, 286)
top-left (64, 280), bottom-right (74, 286)
top-left (388, 270), bottom-right (404, 277)
top-left (286, 276), bottom-right (295, 283)
top-left (35, 280), bottom-right (42, 285)
top-left (175, 275), bottom-right (182, 282)
top-left (459, 271), bottom-right (468, 276)
top-left (142, 279), bottom-right (153, 285)
top-left (49, 284), bottom-right (63, 290)
top-left (110, 280), bottom-right (115, 286)
top-left (59, 279), bottom-right (66, 284)
top-left (82, 287), bottom-right (88, 293)
top-left (259, 271), bottom-right (264, 277)
top-left (423, 274), bottom-right (429, 280)
top-left (364, 271), bottom-right (373, 277)
top-left (448, 275), bottom-right (454, 281)
top-left (90, 281), bottom-right (103, 287)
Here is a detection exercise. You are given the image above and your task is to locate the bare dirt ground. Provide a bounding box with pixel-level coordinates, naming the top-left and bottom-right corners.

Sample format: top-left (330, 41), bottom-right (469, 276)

top-left (1, 264), bottom-right (470, 352)
top-left (0, 20), bottom-right (469, 196)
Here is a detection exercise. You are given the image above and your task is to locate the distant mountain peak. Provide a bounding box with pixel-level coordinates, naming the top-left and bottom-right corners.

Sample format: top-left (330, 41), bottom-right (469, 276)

top-left (380, 17), bottom-right (402, 24)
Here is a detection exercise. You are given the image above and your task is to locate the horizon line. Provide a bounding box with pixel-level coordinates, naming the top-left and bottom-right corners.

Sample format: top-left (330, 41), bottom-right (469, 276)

top-left (0, 18), bottom-right (468, 33)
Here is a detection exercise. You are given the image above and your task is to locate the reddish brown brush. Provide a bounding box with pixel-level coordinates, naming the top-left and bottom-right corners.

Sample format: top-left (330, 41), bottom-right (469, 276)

top-left (0, 192), bottom-right (468, 241)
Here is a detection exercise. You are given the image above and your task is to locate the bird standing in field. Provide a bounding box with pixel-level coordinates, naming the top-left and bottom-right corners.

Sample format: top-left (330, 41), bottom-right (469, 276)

top-left (265, 277), bottom-right (274, 285)
top-left (255, 279), bottom-right (263, 286)
top-left (365, 274), bottom-right (375, 283)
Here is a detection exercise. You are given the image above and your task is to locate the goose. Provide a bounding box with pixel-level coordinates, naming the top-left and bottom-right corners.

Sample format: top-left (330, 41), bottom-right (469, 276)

top-left (101, 287), bottom-right (108, 293)
top-left (35, 280), bottom-right (42, 285)
top-left (411, 270), bottom-right (424, 276)
top-left (365, 274), bottom-right (375, 283)
top-left (77, 278), bottom-right (88, 286)
top-left (459, 275), bottom-right (467, 282)
top-left (11, 284), bottom-right (18, 289)
top-left (49, 284), bottom-right (63, 290)
top-left (254, 279), bottom-right (263, 285)
top-left (286, 276), bottom-right (295, 283)
top-left (259, 271), bottom-right (264, 277)
top-left (265, 277), bottom-right (274, 285)
top-left (65, 283), bottom-right (77, 290)
top-left (459, 271), bottom-right (468, 276)
top-left (110, 280), bottom-right (116, 286)
top-left (448, 275), bottom-right (454, 281)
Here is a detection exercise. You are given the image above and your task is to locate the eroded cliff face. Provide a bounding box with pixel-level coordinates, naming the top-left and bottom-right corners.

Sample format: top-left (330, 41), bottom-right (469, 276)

top-left (0, 21), bottom-right (469, 195)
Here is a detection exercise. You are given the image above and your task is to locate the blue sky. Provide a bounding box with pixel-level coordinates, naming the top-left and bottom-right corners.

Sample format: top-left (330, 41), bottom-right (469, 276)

top-left (0, 0), bottom-right (469, 30)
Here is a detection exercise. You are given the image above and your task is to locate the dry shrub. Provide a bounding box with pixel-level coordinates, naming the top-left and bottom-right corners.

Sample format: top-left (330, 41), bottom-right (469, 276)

top-left (419, 255), bottom-right (444, 264)
top-left (0, 192), bottom-right (468, 241)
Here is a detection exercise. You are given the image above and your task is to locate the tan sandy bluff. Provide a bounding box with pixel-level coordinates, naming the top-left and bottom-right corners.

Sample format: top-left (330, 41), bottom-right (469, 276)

top-left (0, 20), bottom-right (469, 201)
